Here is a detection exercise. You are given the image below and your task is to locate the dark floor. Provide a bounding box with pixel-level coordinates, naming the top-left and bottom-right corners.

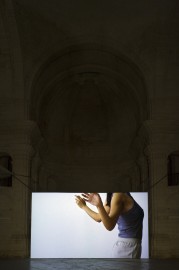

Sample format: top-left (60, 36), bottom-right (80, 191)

top-left (0, 259), bottom-right (179, 270)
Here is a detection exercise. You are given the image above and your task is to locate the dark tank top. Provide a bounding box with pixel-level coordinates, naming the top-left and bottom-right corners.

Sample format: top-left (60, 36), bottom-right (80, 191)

top-left (117, 193), bottom-right (144, 240)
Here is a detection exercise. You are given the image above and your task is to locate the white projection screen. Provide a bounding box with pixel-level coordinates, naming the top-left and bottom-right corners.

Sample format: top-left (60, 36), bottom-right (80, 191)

top-left (31, 192), bottom-right (149, 258)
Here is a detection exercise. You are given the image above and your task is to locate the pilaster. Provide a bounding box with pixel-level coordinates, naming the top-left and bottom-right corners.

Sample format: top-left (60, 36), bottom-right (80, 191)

top-left (142, 120), bottom-right (179, 258)
top-left (0, 120), bottom-right (42, 257)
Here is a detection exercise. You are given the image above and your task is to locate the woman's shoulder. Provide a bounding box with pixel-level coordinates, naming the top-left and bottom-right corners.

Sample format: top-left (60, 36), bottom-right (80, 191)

top-left (112, 193), bottom-right (126, 202)
top-left (113, 192), bottom-right (126, 197)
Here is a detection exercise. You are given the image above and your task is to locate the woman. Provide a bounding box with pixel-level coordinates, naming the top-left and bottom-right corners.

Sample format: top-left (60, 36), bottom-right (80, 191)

top-left (75, 192), bottom-right (144, 258)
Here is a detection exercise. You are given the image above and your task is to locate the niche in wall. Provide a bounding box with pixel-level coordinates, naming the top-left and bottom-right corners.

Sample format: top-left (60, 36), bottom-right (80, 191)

top-left (168, 151), bottom-right (179, 186)
top-left (0, 153), bottom-right (12, 187)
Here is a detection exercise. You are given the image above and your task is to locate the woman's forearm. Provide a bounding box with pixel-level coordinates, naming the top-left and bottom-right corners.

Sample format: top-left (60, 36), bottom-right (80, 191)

top-left (97, 205), bottom-right (116, 230)
top-left (79, 193), bottom-right (122, 231)
top-left (82, 205), bottom-right (101, 222)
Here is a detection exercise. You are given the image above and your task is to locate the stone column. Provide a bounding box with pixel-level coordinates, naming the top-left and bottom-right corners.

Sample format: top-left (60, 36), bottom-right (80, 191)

top-left (143, 120), bottom-right (179, 258)
top-left (9, 145), bottom-right (35, 257)
top-left (0, 120), bottom-right (41, 257)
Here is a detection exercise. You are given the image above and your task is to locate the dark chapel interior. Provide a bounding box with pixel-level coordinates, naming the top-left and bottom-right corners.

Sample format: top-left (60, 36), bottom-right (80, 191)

top-left (0, 0), bottom-right (179, 269)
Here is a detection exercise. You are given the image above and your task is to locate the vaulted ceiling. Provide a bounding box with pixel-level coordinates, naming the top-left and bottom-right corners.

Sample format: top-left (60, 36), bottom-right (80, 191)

top-left (5, 0), bottom-right (178, 190)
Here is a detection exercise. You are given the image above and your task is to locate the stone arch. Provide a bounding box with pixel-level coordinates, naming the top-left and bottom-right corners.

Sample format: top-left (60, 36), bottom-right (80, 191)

top-left (29, 43), bottom-right (149, 191)
top-left (29, 43), bottom-right (148, 120)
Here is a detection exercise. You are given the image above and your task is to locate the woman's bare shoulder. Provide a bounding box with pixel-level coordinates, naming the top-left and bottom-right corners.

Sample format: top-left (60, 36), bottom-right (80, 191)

top-left (112, 193), bottom-right (125, 203)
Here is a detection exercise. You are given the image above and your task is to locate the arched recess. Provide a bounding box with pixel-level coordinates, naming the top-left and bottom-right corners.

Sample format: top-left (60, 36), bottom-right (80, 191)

top-left (0, 152), bottom-right (12, 186)
top-left (29, 43), bottom-right (149, 191)
top-left (168, 151), bottom-right (179, 186)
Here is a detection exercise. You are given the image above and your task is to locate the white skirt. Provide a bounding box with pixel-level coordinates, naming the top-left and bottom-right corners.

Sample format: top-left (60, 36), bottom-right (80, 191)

top-left (112, 237), bottom-right (142, 258)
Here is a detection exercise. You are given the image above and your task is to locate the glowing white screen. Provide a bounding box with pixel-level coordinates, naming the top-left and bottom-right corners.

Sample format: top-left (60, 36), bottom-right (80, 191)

top-left (31, 193), bottom-right (148, 258)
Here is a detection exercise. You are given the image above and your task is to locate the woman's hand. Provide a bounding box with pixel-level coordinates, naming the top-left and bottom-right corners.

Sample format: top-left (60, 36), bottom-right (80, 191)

top-left (75, 195), bottom-right (86, 209)
top-left (81, 193), bottom-right (103, 207)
